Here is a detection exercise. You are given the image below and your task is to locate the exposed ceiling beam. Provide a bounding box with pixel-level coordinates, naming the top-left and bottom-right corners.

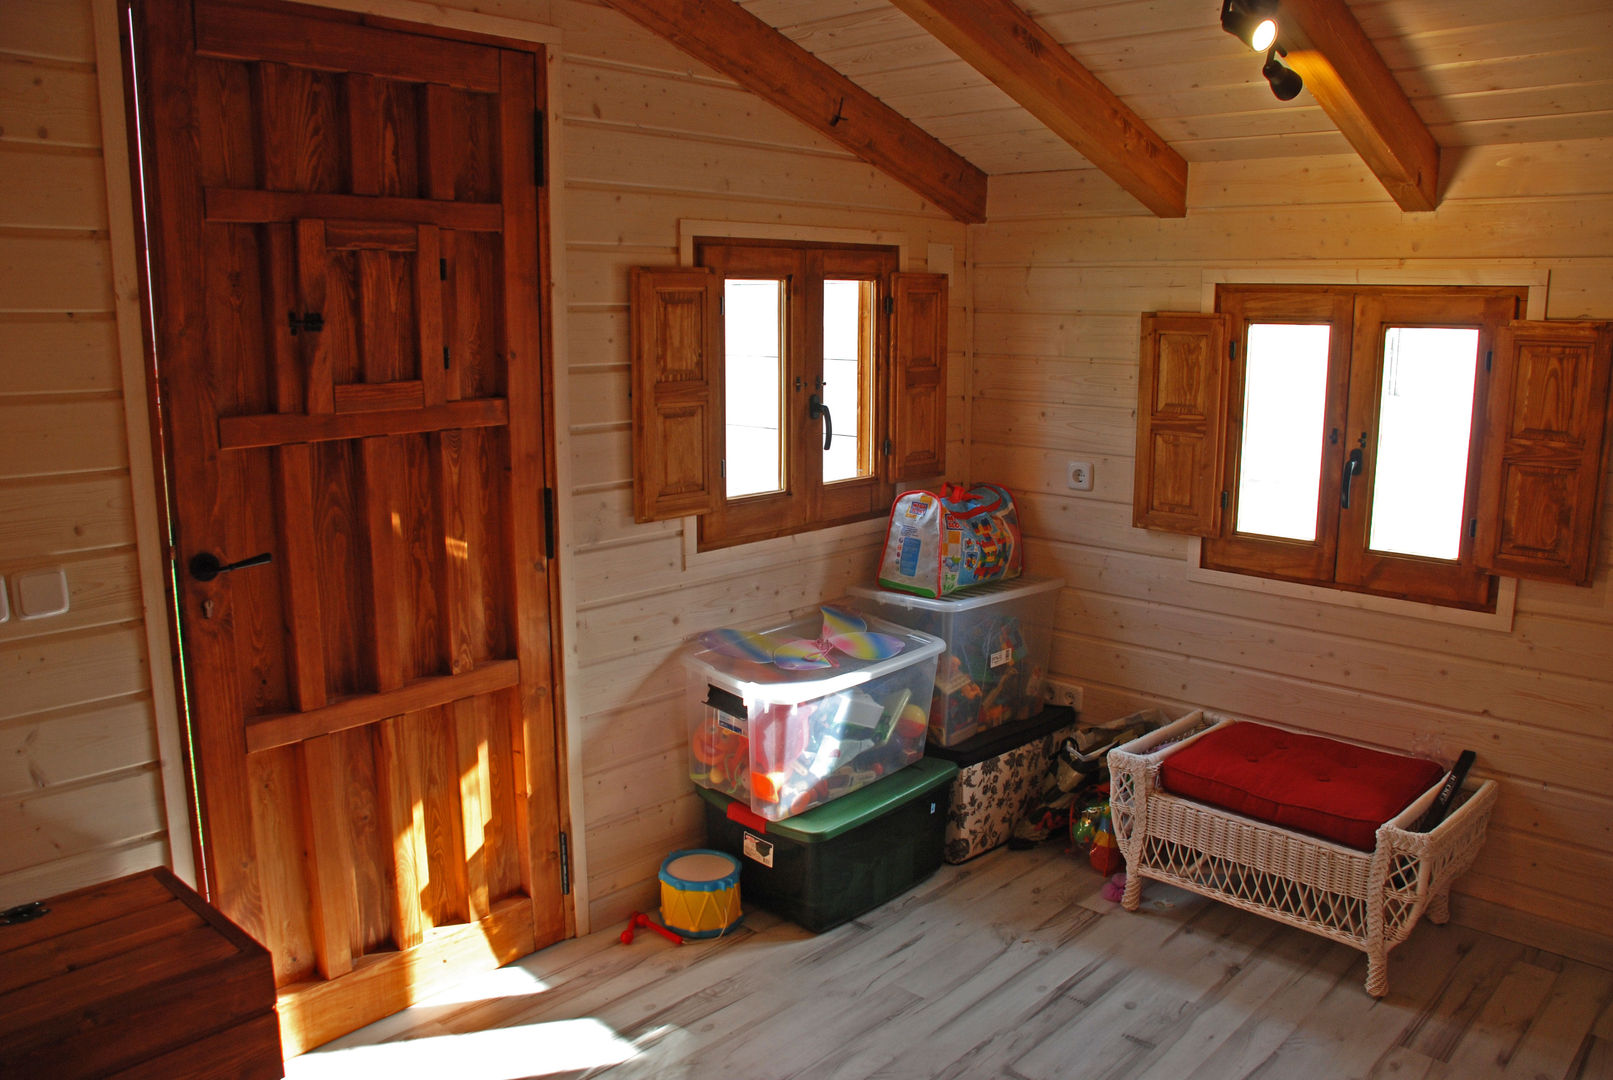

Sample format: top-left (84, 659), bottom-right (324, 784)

top-left (1279, 0), bottom-right (1441, 211)
top-left (886, 0), bottom-right (1188, 218)
top-left (604, 0), bottom-right (987, 224)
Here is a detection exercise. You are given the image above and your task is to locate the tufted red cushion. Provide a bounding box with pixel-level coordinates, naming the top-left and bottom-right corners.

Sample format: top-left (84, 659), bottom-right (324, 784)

top-left (1159, 722), bottom-right (1445, 851)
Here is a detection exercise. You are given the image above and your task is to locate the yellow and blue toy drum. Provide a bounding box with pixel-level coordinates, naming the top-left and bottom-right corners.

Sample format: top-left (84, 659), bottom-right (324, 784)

top-left (658, 848), bottom-right (743, 939)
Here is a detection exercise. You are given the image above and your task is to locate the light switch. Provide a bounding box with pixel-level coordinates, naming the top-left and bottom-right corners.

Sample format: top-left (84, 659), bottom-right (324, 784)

top-left (16, 568), bottom-right (69, 620)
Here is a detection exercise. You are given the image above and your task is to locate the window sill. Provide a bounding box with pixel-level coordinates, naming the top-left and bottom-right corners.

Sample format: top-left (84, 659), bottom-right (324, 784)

top-left (1185, 538), bottom-right (1518, 632)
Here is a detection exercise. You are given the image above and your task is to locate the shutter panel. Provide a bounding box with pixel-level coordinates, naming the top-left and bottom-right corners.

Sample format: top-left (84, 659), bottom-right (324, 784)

top-left (1134, 312), bottom-right (1232, 535)
top-left (630, 267), bottom-right (720, 522)
top-left (887, 271), bottom-right (948, 481)
top-left (1475, 320), bottom-right (1613, 584)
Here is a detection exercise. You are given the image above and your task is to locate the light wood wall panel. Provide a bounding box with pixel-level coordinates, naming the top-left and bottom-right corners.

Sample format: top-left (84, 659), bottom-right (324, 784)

top-left (0, 3), bottom-right (175, 908)
top-left (970, 138), bottom-right (1613, 958)
top-left (552, 0), bottom-right (970, 931)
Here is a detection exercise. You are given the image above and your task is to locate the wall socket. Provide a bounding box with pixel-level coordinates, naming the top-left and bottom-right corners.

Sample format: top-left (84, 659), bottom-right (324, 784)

top-left (1042, 678), bottom-right (1083, 710)
top-left (1067, 460), bottom-right (1094, 491)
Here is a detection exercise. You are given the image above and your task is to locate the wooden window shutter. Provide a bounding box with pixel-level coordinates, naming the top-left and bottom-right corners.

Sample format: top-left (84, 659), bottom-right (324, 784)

top-left (630, 267), bottom-right (721, 522)
top-left (887, 271), bottom-right (948, 481)
top-left (1134, 312), bottom-right (1232, 535)
top-left (1474, 319), bottom-right (1613, 584)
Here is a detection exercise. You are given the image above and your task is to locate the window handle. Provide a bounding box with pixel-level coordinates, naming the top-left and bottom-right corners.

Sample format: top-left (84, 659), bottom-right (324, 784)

top-left (808, 393), bottom-right (833, 450)
top-left (1341, 448), bottom-right (1364, 509)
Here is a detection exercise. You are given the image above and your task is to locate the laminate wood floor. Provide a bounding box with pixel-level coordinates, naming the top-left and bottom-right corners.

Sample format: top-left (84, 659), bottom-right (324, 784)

top-left (284, 843), bottom-right (1613, 1080)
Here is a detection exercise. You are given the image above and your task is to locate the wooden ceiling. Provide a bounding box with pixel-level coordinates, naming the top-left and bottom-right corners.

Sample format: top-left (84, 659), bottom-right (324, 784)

top-left (692, 0), bottom-right (1613, 217)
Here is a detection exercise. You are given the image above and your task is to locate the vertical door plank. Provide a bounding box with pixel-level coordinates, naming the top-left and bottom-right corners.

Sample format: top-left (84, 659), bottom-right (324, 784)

top-left (297, 735), bottom-right (355, 978)
top-left (421, 84), bottom-right (463, 402)
top-left (376, 714), bottom-right (430, 948)
top-left (345, 73), bottom-right (382, 197)
top-left (423, 708), bottom-right (471, 925)
top-left (417, 225), bottom-right (445, 405)
top-left (359, 436), bottom-right (404, 692)
top-left (274, 443), bottom-right (328, 709)
top-left (497, 49), bottom-right (563, 940)
top-left (296, 219), bottom-right (333, 413)
top-left (454, 696), bottom-right (492, 922)
top-left (262, 224), bottom-right (304, 413)
top-left (432, 429), bottom-right (474, 675)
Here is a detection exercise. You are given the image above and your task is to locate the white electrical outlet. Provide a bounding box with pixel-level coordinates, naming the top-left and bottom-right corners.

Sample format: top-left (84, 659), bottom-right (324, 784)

top-left (1067, 460), bottom-right (1093, 491)
top-left (1042, 678), bottom-right (1083, 710)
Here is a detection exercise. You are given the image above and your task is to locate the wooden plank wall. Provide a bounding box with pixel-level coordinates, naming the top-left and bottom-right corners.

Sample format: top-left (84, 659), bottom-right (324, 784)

top-left (0, 0), bottom-right (178, 906)
top-left (971, 140), bottom-right (1613, 962)
top-left (551, 0), bottom-right (969, 931)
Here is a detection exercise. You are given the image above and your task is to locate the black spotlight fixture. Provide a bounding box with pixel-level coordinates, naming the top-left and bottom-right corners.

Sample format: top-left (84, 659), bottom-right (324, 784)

top-left (1261, 46), bottom-right (1304, 101)
top-left (1221, 0), bottom-right (1279, 52)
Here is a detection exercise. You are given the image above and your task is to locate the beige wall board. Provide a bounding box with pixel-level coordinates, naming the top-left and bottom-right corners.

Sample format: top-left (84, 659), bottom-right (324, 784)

top-left (0, 146), bottom-right (108, 230)
top-left (0, 766), bottom-right (165, 875)
top-left (555, 1), bottom-right (742, 84)
top-left (0, 548), bottom-right (142, 643)
top-left (0, 475), bottom-right (135, 558)
top-left (0, 58), bottom-right (101, 149)
top-left (564, 308), bottom-right (627, 361)
top-left (1171, 130), bottom-right (1357, 165)
top-left (969, 397), bottom-right (1137, 455)
top-left (0, 695), bottom-right (158, 796)
top-left (568, 487), bottom-right (679, 549)
top-left (583, 796), bottom-right (703, 894)
top-left (971, 444), bottom-right (1134, 503)
top-left (578, 691), bottom-right (685, 778)
top-left (565, 129), bottom-right (941, 218)
top-left (567, 364), bottom-right (629, 428)
top-left (1047, 634), bottom-right (1613, 792)
top-left (973, 262), bottom-right (1203, 311)
top-left (971, 354), bottom-right (1135, 405)
top-left (987, 169), bottom-right (1157, 222)
top-left (573, 642), bottom-right (683, 717)
top-left (1354, 0), bottom-right (1611, 38)
top-left (0, 313), bottom-right (120, 395)
top-left (1013, 492), bottom-right (1186, 560)
top-left (582, 748), bottom-right (693, 834)
top-left (0, 835), bottom-right (168, 910)
top-left (0, 0), bottom-right (96, 62)
top-left (1540, 261), bottom-right (1613, 319)
top-left (0, 398), bottom-right (128, 479)
top-left (1460, 870), bottom-right (1613, 942)
top-left (0, 623), bottom-right (148, 721)
top-left (571, 537), bottom-right (684, 612)
top-left (1486, 780), bottom-right (1613, 857)
top-left (0, 231), bottom-right (113, 312)
top-left (972, 311), bottom-right (1139, 359)
top-left (1054, 590), bottom-right (1611, 739)
top-left (1436, 113), bottom-right (1613, 152)
top-left (568, 429), bottom-right (630, 489)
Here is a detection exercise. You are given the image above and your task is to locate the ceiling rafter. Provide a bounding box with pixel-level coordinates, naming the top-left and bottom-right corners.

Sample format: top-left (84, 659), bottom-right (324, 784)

top-left (1278, 0), bottom-right (1442, 211)
top-left (885, 0), bottom-right (1189, 218)
top-left (604, 0), bottom-right (988, 223)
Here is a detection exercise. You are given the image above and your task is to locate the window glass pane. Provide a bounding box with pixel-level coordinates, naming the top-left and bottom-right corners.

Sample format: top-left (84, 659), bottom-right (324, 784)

top-left (1236, 323), bottom-right (1331, 540)
top-left (1368, 327), bottom-right (1479, 559)
top-left (822, 279), bottom-right (872, 483)
top-left (724, 278), bottom-right (783, 498)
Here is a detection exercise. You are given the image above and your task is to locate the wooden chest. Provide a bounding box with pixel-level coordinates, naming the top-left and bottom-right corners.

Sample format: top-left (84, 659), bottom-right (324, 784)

top-left (0, 867), bottom-right (282, 1079)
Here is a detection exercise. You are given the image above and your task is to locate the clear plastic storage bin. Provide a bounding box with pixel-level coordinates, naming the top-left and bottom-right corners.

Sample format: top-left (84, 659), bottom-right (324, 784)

top-left (846, 576), bottom-right (1063, 748)
top-left (684, 606), bottom-right (945, 821)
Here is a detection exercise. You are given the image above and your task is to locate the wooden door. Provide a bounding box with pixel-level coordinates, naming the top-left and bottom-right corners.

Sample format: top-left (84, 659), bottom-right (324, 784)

top-left (134, 0), bottom-right (567, 1054)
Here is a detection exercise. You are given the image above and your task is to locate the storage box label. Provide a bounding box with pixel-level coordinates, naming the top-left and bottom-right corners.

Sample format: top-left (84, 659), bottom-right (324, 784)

top-left (990, 647), bottom-right (1013, 669)
top-left (742, 832), bottom-right (774, 868)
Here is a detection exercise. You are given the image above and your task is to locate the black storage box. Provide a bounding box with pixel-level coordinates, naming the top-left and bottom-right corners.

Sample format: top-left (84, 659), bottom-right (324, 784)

top-left (696, 757), bottom-right (958, 932)
top-left (924, 704), bottom-right (1080, 863)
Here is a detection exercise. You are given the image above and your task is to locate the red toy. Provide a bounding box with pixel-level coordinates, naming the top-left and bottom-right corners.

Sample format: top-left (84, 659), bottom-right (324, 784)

top-left (619, 911), bottom-right (683, 946)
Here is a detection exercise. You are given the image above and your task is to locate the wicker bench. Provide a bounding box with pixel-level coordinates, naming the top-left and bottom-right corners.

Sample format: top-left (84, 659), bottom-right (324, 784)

top-left (1108, 712), bottom-right (1497, 997)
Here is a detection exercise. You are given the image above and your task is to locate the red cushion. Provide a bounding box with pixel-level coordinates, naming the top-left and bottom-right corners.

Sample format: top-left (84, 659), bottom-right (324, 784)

top-left (1159, 722), bottom-right (1444, 851)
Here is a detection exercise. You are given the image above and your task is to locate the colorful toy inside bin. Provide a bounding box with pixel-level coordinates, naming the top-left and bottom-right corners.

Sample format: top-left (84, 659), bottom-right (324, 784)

top-left (658, 849), bottom-right (743, 939)
top-left (684, 605), bottom-right (945, 820)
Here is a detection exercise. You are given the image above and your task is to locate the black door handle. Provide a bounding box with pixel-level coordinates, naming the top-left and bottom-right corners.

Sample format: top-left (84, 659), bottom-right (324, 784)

top-left (809, 393), bottom-right (833, 451)
top-left (1341, 448), bottom-right (1364, 509)
top-left (189, 551), bottom-right (273, 582)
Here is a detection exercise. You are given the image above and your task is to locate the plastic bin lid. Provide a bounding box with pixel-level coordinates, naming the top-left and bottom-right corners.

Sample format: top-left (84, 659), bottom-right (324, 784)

top-left (846, 575), bottom-right (1064, 612)
top-left (924, 704), bottom-right (1079, 767)
top-left (683, 606), bottom-right (944, 704)
top-left (696, 758), bottom-right (959, 842)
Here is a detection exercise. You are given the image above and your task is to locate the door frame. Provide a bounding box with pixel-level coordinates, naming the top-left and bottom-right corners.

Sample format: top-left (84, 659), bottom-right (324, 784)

top-left (106, 0), bottom-right (584, 985)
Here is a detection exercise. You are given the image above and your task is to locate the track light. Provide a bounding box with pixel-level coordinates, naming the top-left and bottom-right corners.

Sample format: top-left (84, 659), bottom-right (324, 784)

top-left (1221, 0), bottom-right (1278, 52)
top-left (1261, 46), bottom-right (1304, 101)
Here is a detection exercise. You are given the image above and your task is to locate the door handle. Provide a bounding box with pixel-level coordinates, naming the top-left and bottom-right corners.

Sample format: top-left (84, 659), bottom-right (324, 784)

top-left (189, 551), bottom-right (273, 582)
top-left (808, 393), bottom-right (833, 451)
top-left (1340, 448), bottom-right (1364, 509)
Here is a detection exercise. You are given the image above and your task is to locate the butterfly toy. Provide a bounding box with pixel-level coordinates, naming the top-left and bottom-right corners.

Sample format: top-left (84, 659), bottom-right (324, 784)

top-left (700, 605), bottom-right (906, 671)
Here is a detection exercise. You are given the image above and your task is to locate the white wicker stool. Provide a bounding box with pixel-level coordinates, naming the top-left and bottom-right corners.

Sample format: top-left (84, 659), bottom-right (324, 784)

top-left (1108, 712), bottom-right (1497, 997)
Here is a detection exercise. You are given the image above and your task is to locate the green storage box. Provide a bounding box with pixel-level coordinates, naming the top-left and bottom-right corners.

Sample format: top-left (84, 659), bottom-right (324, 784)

top-left (696, 758), bottom-right (959, 932)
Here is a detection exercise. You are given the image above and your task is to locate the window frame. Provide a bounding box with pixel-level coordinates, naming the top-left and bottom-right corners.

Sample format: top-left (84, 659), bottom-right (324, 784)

top-left (1203, 283), bottom-right (1524, 610)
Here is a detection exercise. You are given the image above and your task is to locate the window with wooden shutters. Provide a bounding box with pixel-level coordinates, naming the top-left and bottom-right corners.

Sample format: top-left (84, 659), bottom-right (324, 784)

top-left (1135, 286), bottom-right (1612, 610)
top-left (630, 240), bottom-right (947, 550)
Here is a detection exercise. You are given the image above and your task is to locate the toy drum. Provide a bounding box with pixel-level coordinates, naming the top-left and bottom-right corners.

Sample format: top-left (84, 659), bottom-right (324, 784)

top-left (658, 849), bottom-right (743, 939)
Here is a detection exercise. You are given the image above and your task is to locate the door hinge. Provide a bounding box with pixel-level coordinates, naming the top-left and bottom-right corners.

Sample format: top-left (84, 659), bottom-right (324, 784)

top-left (439, 257), bottom-right (448, 281)
top-left (288, 311), bottom-right (324, 335)
top-left (534, 110), bottom-right (547, 187)
top-left (542, 486), bottom-right (557, 560)
top-left (443, 346), bottom-right (450, 371)
top-left (1469, 517), bottom-right (1478, 539)
top-left (720, 459), bottom-right (727, 478)
top-left (882, 437), bottom-right (892, 457)
top-left (1485, 350), bottom-right (1493, 373)
top-left (883, 295), bottom-right (894, 316)
top-left (1221, 489), bottom-right (1230, 509)
top-left (1229, 341), bottom-right (1238, 360)
top-left (557, 830), bottom-right (570, 895)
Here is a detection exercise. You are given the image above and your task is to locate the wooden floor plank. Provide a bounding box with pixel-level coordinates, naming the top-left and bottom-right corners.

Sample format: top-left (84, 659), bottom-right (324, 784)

top-left (283, 844), bottom-right (1612, 1080)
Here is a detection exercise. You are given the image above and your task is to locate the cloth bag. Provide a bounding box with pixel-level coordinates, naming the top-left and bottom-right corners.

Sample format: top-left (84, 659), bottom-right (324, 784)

top-left (877, 483), bottom-right (1022, 598)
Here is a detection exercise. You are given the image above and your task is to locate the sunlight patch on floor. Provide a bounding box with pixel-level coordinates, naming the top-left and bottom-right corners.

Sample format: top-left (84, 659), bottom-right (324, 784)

top-left (283, 1018), bottom-right (639, 1080)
